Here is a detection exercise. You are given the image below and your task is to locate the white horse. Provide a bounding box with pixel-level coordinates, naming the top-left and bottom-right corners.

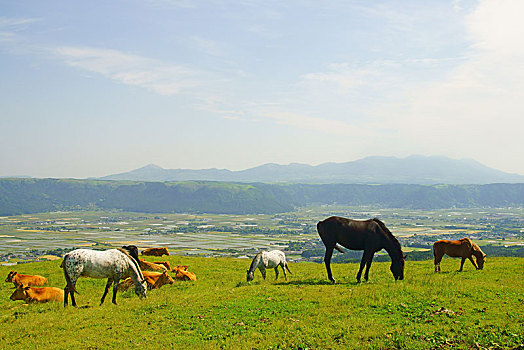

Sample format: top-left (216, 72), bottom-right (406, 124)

top-left (246, 250), bottom-right (292, 282)
top-left (61, 248), bottom-right (147, 307)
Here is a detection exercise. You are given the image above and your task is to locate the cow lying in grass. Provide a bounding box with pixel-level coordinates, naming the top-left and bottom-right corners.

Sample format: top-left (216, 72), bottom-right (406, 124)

top-left (5, 271), bottom-right (48, 287)
top-left (10, 284), bottom-right (63, 303)
top-left (117, 271), bottom-right (174, 291)
top-left (141, 247), bottom-right (169, 256)
top-left (153, 261), bottom-right (171, 270)
top-left (139, 259), bottom-right (168, 272)
top-left (172, 265), bottom-right (197, 281)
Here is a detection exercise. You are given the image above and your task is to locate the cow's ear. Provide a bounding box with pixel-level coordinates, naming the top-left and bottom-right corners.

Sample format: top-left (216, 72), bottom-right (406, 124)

top-left (24, 286), bottom-right (30, 290)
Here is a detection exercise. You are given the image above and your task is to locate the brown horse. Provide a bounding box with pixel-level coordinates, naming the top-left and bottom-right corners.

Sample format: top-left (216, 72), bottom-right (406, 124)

top-left (317, 217), bottom-right (405, 283)
top-left (433, 238), bottom-right (486, 272)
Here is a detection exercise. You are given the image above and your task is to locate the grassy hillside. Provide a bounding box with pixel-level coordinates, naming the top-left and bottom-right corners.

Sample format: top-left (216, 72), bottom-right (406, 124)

top-left (0, 256), bottom-right (522, 349)
top-left (1, 178), bottom-right (524, 215)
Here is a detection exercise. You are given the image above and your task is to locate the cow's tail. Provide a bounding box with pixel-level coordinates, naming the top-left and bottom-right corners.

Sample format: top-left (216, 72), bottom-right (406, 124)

top-left (61, 254), bottom-right (78, 294)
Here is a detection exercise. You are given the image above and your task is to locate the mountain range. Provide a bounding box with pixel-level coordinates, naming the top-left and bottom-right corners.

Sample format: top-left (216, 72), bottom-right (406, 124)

top-left (99, 155), bottom-right (524, 184)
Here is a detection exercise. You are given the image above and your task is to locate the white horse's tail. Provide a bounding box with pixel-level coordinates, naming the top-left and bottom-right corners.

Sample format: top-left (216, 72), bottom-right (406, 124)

top-left (61, 254), bottom-right (78, 294)
top-left (285, 261), bottom-right (292, 274)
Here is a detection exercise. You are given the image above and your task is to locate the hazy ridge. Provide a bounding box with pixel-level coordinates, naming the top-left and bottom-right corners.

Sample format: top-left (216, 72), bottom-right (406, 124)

top-left (98, 155), bottom-right (524, 184)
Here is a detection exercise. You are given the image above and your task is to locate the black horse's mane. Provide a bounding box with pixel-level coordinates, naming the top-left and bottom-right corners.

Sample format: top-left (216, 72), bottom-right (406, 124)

top-left (372, 218), bottom-right (403, 257)
top-left (121, 245), bottom-right (140, 264)
top-left (118, 246), bottom-right (144, 279)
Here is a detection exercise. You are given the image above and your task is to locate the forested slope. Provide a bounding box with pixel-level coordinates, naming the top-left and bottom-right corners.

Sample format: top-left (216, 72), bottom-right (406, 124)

top-left (1, 178), bottom-right (523, 215)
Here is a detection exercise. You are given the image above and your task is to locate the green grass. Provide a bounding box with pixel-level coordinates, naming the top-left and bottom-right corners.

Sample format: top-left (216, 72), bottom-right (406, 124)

top-left (1, 256), bottom-right (522, 349)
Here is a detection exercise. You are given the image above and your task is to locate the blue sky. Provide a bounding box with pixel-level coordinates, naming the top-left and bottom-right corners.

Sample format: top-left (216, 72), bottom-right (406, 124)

top-left (1, 0), bottom-right (523, 178)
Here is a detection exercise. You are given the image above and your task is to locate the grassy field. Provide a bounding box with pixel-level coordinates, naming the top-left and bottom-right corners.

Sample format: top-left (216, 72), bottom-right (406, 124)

top-left (0, 256), bottom-right (522, 349)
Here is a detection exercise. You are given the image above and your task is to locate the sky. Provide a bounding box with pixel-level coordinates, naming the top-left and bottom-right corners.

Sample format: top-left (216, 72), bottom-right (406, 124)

top-left (1, 0), bottom-right (523, 178)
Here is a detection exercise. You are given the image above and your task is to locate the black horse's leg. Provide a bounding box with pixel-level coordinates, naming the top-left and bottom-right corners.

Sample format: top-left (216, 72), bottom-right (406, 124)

top-left (364, 254), bottom-right (374, 281)
top-left (112, 280), bottom-right (119, 305)
top-left (324, 246), bottom-right (335, 283)
top-left (468, 256), bottom-right (479, 269)
top-left (100, 278), bottom-right (112, 305)
top-left (274, 267), bottom-right (279, 280)
top-left (357, 250), bottom-right (374, 282)
top-left (459, 257), bottom-right (466, 271)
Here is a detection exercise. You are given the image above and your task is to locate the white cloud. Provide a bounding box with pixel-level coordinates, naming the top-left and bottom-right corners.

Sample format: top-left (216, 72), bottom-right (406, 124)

top-left (52, 46), bottom-right (210, 95)
top-left (190, 36), bottom-right (226, 56)
top-left (260, 111), bottom-right (371, 136)
top-left (300, 63), bottom-right (366, 94)
top-left (371, 0), bottom-right (524, 172)
top-left (0, 17), bottom-right (40, 27)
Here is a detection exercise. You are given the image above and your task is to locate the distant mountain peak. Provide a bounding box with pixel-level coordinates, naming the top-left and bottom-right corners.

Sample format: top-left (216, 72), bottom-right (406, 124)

top-left (99, 156), bottom-right (524, 184)
top-left (139, 164), bottom-right (163, 170)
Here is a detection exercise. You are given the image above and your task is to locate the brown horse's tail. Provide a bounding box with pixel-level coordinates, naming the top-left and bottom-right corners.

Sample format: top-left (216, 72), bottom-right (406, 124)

top-left (61, 254), bottom-right (78, 294)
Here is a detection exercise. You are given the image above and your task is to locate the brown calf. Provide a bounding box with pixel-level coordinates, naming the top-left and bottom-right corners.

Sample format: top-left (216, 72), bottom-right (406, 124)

top-left (153, 261), bottom-right (171, 270)
top-left (5, 271), bottom-right (48, 287)
top-left (117, 271), bottom-right (174, 291)
top-left (172, 265), bottom-right (197, 281)
top-left (10, 284), bottom-right (63, 303)
top-left (139, 259), bottom-right (168, 272)
top-left (141, 247), bottom-right (169, 256)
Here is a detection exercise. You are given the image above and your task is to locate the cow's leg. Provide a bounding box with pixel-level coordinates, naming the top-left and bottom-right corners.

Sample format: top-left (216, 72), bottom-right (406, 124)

top-left (357, 249), bottom-right (373, 283)
top-left (459, 257), bottom-right (466, 271)
top-left (100, 278), bottom-right (113, 305)
top-left (324, 246), bottom-right (336, 284)
top-left (363, 253), bottom-right (374, 281)
top-left (112, 280), bottom-right (119, 305)
top-left (468, 256), bottom-right (478, 269)
top-left (274, 267), bottom-right (279, 280)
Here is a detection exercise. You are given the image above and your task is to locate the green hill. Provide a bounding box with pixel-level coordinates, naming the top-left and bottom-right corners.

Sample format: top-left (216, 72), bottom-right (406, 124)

top-left (1, 178), bottom-right (523, 215)
top-left (0, 256), bottom-right (522, 349)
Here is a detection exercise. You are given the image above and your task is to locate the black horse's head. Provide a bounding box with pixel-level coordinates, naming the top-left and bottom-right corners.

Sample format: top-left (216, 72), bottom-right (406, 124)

top-left (121, 245), bottom-right (140, 264)
top-left (390, 254), bottom-right (405, 280)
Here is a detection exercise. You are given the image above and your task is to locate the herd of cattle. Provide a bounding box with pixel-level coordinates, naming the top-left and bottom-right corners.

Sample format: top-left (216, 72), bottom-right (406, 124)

top-left (5, 247), bottom-right (196, 304)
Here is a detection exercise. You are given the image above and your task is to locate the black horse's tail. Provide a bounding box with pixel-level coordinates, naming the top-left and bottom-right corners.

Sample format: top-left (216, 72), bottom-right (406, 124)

top-left (317, 220), bottom-right (345, 253)
top-left (61, 254), bottom-right (78, 294)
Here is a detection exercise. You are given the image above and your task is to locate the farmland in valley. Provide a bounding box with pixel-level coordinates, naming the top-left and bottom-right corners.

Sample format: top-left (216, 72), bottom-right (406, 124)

top-left (1, 206), bottom-right (522, 263)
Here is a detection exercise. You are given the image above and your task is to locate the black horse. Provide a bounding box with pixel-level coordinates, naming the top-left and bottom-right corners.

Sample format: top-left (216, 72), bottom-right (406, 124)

top-left (121, 245), bottom-right (140, 264)
top-left (317, 216), bottom-right (405, 283)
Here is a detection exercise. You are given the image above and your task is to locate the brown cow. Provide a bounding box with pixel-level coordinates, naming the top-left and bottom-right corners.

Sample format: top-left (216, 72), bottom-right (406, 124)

top-left (117, 271), bottom-right (174, 291)
top-left (153, 261), bottom-right (171, 270)
top-left (5, 271), bottom-right (48, 287)
top-left (139, 259), bottom-right (168, 272)
top-left (141, 247), bottom-right (169, 256)
top-left (10, 284), bottom-right (64, 303)
top-left (172, 265), bottom-right (197, 281)
top-left (433, 237), bottom-right (487, 272)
